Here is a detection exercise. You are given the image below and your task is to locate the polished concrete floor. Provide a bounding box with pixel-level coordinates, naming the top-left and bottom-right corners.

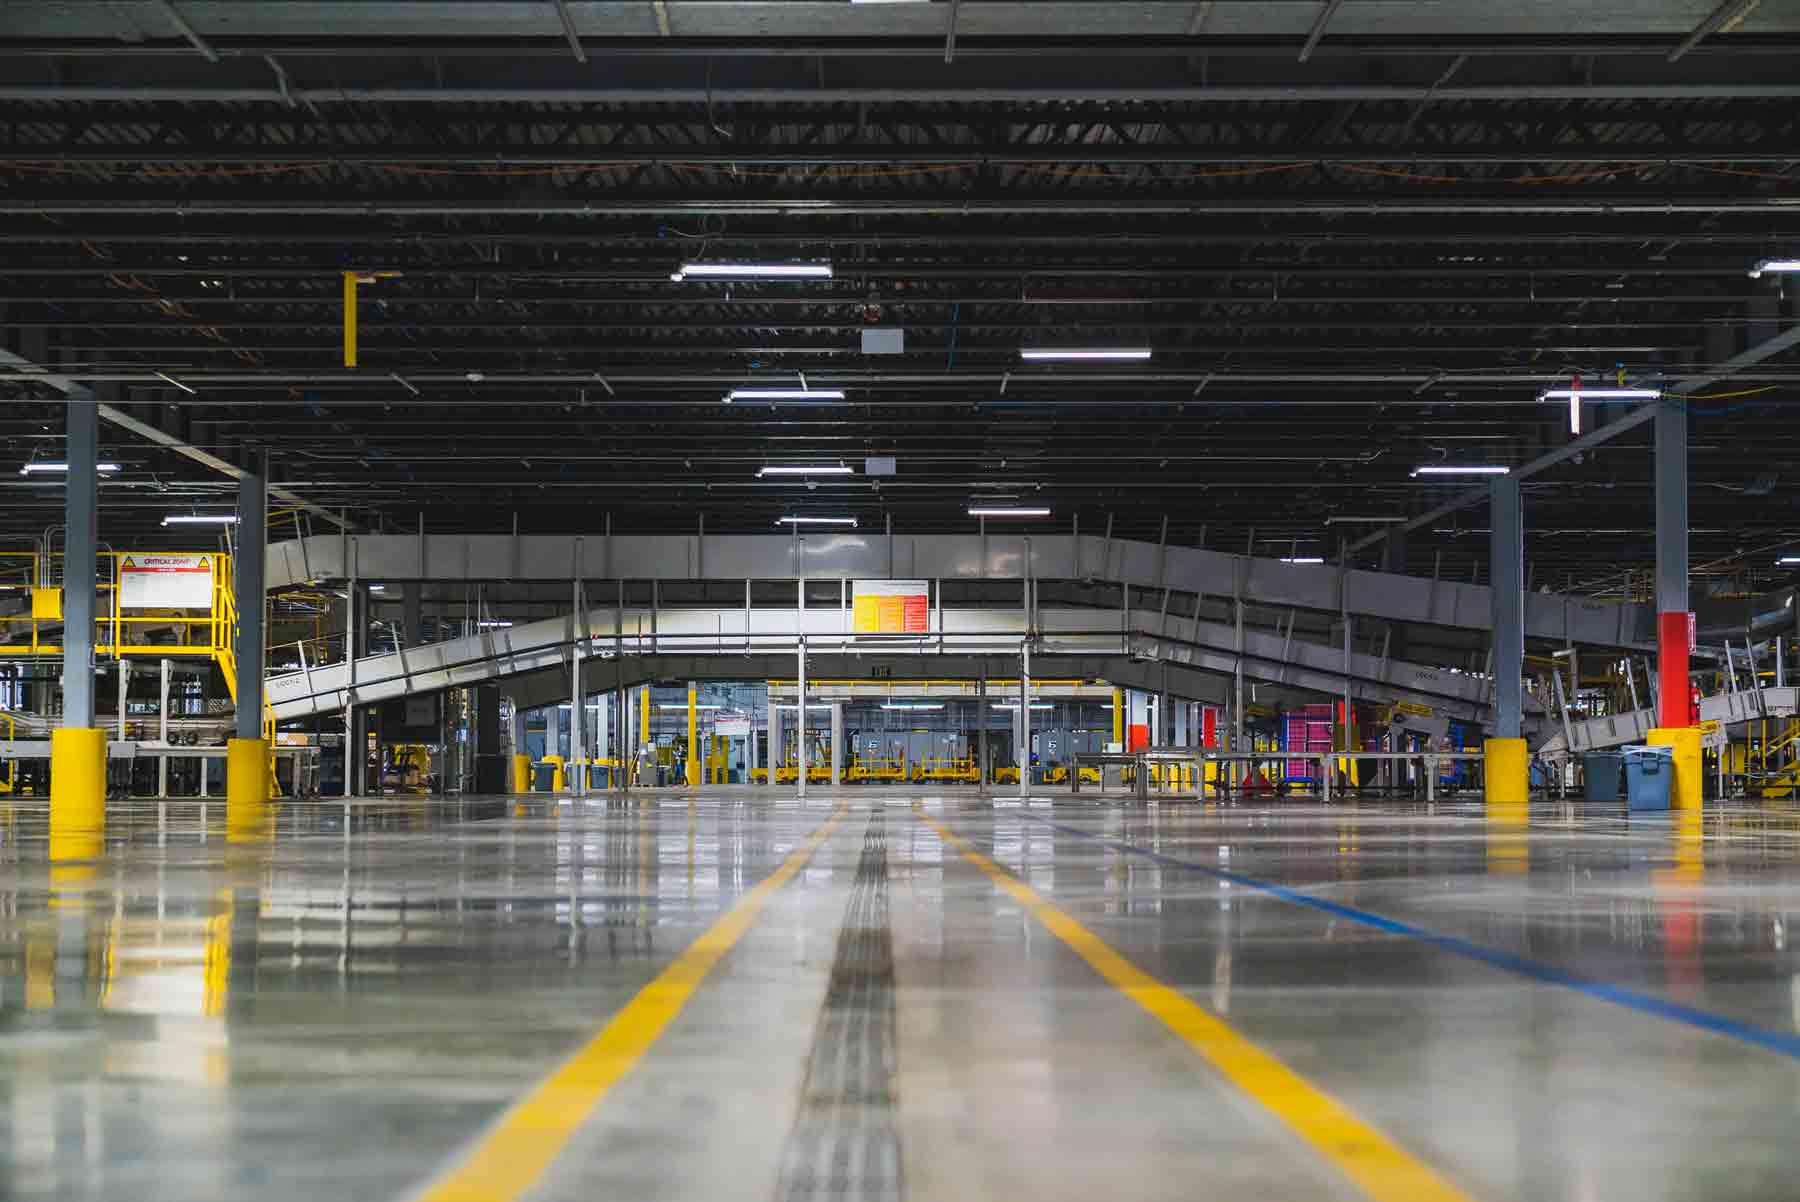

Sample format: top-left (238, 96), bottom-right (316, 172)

top-left (2, 788), bottom-right (1799, 1200)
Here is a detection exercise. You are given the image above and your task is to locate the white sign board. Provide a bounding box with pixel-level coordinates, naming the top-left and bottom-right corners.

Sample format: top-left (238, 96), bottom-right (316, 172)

top-left (715, 716), bottom-right (751, 738)
top-left (119, 554), bottom-right (214, 610)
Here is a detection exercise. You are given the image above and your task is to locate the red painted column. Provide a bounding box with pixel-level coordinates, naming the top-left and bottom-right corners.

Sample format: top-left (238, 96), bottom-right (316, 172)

top-left (1658, 611), bottom-right (1692, 727)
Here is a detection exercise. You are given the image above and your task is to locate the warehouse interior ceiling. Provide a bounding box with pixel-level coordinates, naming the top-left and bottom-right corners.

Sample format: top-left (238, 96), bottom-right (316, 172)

top-left (3, 1), bottom-right (1800, 598)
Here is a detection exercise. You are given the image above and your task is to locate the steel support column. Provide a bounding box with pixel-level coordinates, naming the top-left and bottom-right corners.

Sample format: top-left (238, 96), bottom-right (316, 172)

top-left (796, 635), bottom-right (808, 802)
top-left (1489, 477), bottom-right (1524, 739)
top-left (52, 397), bottom-right (105, 850)
top-left (686, 682), bottom-right (699, 787)
top-left (1656, 399), bottom-right (1693, 727)
top-left (1020, 637), bottom-right (1032, 802)
top-left (61, 402), bottom-right (98, 728)
top-left (570, 578), bottom-right (584, 795)
top-left (234, 458), bottom-right (267, 741)
top-left (830, 702), bottom-right (843, 788)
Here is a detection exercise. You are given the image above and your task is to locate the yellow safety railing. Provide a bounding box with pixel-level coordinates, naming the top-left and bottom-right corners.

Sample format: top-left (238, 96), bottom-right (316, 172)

top-left (1, 549), bottom-right (280, 794)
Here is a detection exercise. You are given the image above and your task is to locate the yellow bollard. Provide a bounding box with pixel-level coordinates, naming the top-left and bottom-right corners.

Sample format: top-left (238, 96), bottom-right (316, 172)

top-left (1646, 727), bottom-right (1704, 811)
top-left (1483, 737), bottom-right (1528, 806)
top-left (49, 727), bottom-right (107, 866)
top-left (544, 755), bottom-right (565, 791)
top-left (226, 737), bottom-right (272, 841)
top-left (511, 753), bottom-right (532, 794)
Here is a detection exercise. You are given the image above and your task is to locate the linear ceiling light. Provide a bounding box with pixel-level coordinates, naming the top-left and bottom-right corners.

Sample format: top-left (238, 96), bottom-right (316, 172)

top-left (21, 462), bottom-right (119, 475)
top-left (1778, 556), bottom-right (1800, 566)
top-left (757, 464), bottom-right (854, 476)
top-left (726, 388), bottom-right (847, 403)
top-left (1410, 465), bottom-right (1510, 477)
top-left (1280, 556), bottom-right (1326, 564)
top-left (673, 262), bottom-right (832, 281)
top-left (881, 703), bottom-right (946, 711)
top-left (968, 506), bottom-right (1052, 517)
top-left (1323, 516), bottom-right (1404, 524)
top-left (1018, 348), bottom-right (1153, 361)
top-left (161, 513), bottom-right (239, 525)
top-left (776, 515), bottom-right (858, 526)
top-left (991, 703), bottom-right (1056, 711)
top-left (658, 704), bottom-right (724, 711)
top-left (1537, 387), bottom-right (1661, 401)
top-left (1749, 259), bottom-right (1800, 278)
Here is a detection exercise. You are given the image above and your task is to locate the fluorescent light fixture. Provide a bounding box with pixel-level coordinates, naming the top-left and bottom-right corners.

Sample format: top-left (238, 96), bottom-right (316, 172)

top-left (1018, 348), bottom-right (1152, 361)
top-left (991, 703), bottom-right (1056, 711)
top-left (757, 464), bottom-right (854, 477)
top-left (776, 515), bottom-right (858, 526)
top-left (772, 703), bottom-right (834, 711)
top-left (727, 388), bottom-right (846, 402)
top-left (1537, 388), bottom-right (1661, 401)
top-left (658, 704), bottom-right (724, 711)
top-left (160, 513), bottom-right (238, 525)
top-left (674, 262), bottom-right (832, 280)
top-left (155, 370), bottom-right (197, 395)
top-left (1280, 557), bottom-right (1326, 564)
top-left (968, 506), bottom-right (1052, 517)
top-left (368, 584), bottom-right (386, 592)
top-left (1323, 516), bottom-right (1404, 525)
top-left (881, 703), bottom-right (946, 711)
top-left (478, 619), bottom-right (514, 628)
top-left (1778, 556), bottom-right (1800, 566)
top-left (20, 462), bottom-right (119, 475)
top-left (1410, 465), bottom-right (1510, 477)
top-left (1749, 258), bottom-right (1800, 278)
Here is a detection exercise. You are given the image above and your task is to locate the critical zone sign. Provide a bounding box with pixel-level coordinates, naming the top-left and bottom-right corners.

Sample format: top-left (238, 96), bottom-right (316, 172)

top-left (119, 554), bottom-right (215, 610)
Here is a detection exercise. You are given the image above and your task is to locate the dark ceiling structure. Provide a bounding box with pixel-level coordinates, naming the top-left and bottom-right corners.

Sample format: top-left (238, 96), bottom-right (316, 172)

top-left (2, 1), bottom-right (1799, 596)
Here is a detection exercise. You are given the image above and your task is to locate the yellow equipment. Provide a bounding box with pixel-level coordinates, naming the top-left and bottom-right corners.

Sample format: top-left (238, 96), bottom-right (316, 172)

top-left (1044, 765), bottom-right (1069, 785)
top-left (1078, 765), bottom-right (1102, 785)
top-left (992, 765), bottom-right (1021, 785)
top-left (847, 749), bottom-right (908, 783)
top-left (751, 766), bottom-right (770, 784)
top-left (384, 743), bottom-right (431, 794)
top-left (913, 756), bottom-right (980, 784)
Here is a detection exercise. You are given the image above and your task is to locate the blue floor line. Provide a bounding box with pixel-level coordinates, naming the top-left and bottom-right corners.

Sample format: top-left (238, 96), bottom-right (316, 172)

top-left (1017, 813), bottom-right (1800, 1061)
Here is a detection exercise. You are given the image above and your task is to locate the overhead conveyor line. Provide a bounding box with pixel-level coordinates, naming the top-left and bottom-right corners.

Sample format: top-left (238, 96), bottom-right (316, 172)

top-left (262, 603), bottom-right (1540, 729)
top-left (265, 530), bottom-right (1653, 648)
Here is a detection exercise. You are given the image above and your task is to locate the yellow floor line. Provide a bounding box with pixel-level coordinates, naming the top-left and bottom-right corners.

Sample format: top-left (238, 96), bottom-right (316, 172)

top-left (918, 809), bottom-right (1477, 1202)
top-left (409, 803), bottom-right (848, 1202)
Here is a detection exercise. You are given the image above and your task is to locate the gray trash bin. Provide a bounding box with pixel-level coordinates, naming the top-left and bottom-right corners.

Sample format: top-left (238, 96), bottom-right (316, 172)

top-left (1623, 746), bottom-right (1673, 812)
top-left (531, 762), bottom-right (558, 791)
top-left (1582, 752), bottom-right (1624, 802)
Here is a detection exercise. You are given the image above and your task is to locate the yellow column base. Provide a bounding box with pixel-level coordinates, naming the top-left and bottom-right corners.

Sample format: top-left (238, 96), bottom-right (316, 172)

top-left (511, 753), bottom-right (532, 794)
top-left (50, 727), bottom-right (107, 864)
top-left (226, 737), bottom-right (272, 841)
top-left (1483, 737), bottom-right (1529, 806)
top-left (544, 755), bottom-right (565, 792)
top-left (1647, 727), bottom-right (1704, 811)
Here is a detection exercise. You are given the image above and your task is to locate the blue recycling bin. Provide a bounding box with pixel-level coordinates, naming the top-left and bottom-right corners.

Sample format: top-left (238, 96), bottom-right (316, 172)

top-left (1623, 746), bottom-right (1673, 812)
top-left (1582, 752), bottom-right (1624, 802)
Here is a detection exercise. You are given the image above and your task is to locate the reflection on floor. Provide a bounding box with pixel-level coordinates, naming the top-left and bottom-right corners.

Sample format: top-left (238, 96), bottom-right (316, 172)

top-left (2, 789), bottom-right (1799, 1201)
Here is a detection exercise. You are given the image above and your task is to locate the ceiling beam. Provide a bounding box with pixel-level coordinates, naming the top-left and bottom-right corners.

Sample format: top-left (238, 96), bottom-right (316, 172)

top-left (1297, 0), bottom-right (1345, 63)
top-left (8, 83), bottom-right (1800, 104)
top-left (1668, 0), bottom-right (1762, 62)
top-left (548, 0), bottom-right (587, 63)
top-left (152, 0), bottom-right (219, 63)
top-left (1346, 319), bottom-right (1800, 556)
top-left (0, 347), bottom-right (353, 531)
